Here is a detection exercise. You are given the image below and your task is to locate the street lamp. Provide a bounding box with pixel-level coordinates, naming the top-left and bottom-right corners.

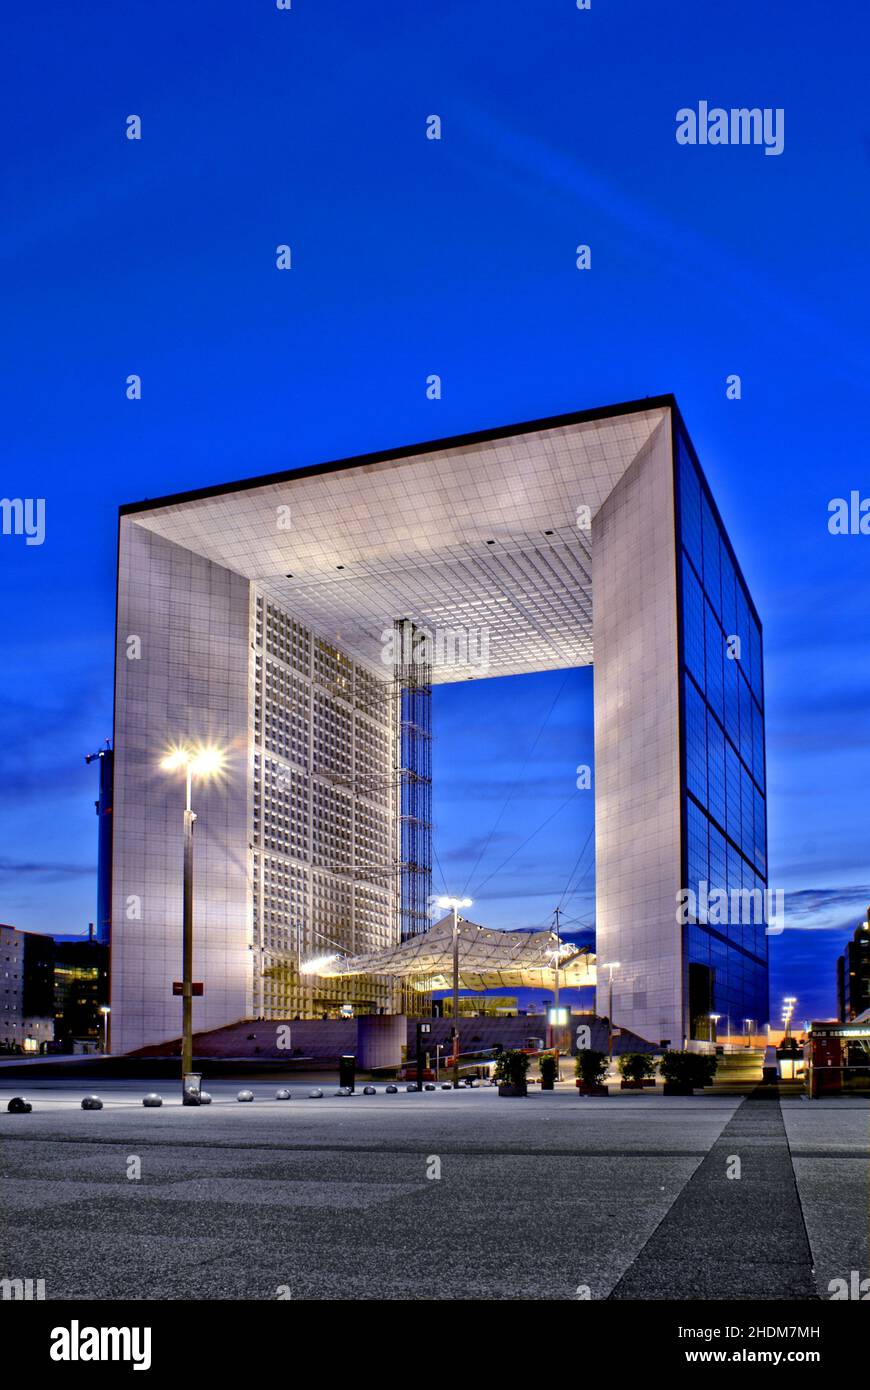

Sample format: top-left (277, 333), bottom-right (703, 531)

top-left (709, 1012), bottom-right (721, 1046)
top-left (549, 943), bottom-right (563, 1080)
top-left (783, 996), bottom-right (797, 1040)
top-left (435, 895), bottom-right (472, 1088)
top-left (160, 743), bottom-right (226, 1088)
top-left (98, 1005), bottom-right (110, 1053)
top-left (299, 953), bottom-right (342, 975)
top-left (600, 961), bottom-right (621, 1060)
top-left (299, 927), bottom-right (351, 987)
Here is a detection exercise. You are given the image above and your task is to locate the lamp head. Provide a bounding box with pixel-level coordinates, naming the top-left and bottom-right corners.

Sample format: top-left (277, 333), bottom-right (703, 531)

top-left (160, 743), bottom-right (226, 779)
top-left (300, 953), bottom-right (341, 975)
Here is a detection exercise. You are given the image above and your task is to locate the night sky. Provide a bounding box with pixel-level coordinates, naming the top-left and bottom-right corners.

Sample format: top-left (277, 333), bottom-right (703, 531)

top-left (2, 1), bottom-right (869, 1027)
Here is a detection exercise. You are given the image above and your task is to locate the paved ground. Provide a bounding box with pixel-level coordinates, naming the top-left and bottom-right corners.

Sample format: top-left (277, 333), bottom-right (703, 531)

top-left (1, 1079), bottom-right (866, 1301)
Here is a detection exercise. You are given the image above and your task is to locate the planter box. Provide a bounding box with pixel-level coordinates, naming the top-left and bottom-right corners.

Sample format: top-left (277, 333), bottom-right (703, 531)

top-left (662, 1081), bottom-right (694, 1096)
top-left (620, 1078), bottom-right (655, 1089)
top-left (540, 1079), bottom-right (555, 1091)
top-left (575, 1081), bottom-right (609, 1095)
top-left (498, 1082), bottom-right (528, 1097)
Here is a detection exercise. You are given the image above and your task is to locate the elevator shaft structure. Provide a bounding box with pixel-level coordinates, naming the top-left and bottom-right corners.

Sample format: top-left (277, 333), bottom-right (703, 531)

top-left (394, 619), bottom-right (433, 940)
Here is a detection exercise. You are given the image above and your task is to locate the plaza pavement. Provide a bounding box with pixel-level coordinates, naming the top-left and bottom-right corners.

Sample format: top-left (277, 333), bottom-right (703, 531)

top-left (0, 1079), bottom-right (866, 1301)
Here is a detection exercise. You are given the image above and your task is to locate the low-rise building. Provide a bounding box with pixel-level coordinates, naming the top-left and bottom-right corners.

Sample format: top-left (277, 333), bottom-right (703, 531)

top-left (0, 924), bottom-right (109, 1053)
top-left (0, 924), bottom-right (54, 1052)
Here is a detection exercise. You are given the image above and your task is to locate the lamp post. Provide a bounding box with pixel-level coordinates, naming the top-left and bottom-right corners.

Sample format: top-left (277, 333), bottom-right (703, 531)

top-left (98, 1005), bottom-right (110, 1053)
top-left (435, 895), bottom-right (472, 1088)
top-left (298, 926), bottom-right (351, 1006)
top-left (160, 743), bottom-right (225, 1087)
top-left (783, 996), bottom-right (797, 1041)
top-left (600, 961), bottom-right (621, 1061)
top-left (553, 948), bottom-right (560, 1080)
top-left (709, 1012), bottom-right (721, 1046)
top-left (551, 906), bottom-right (563, 1080)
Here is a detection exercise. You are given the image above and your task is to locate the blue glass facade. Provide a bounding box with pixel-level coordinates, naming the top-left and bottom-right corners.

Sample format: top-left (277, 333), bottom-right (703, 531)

top-left (676, 423), bottom-right (769, 1038)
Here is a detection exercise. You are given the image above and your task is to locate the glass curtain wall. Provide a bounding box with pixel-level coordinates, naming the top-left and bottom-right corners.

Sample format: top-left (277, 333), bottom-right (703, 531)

top-left (675, 422), bottom-right (769, 1042)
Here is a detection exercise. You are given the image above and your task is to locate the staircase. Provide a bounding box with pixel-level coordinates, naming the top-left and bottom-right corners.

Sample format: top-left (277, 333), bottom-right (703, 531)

top-left (711, 1048), bottom-right (766, 1089)
top-left (128, 1013), bottom-right (662, 1063)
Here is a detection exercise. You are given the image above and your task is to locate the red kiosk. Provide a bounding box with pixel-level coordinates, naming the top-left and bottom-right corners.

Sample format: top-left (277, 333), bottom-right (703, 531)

top-left (806, 1018), bottom-right (870, 1097)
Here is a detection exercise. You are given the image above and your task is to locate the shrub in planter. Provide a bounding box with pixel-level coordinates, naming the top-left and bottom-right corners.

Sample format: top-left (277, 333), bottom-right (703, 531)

top-left (659, 1050), bottom-right (718, 1094)
top-left (494, 1049), bottom-right (530, 1096)
top-left (575, 1050), bottom-right (609, 1094)
top-left (539, 1053), bottom-right (558, 1090)
top-left (618, 1052), bottom-right (657, 1088)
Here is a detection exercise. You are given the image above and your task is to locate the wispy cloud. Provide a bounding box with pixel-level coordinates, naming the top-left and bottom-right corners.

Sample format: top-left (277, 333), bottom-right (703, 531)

top-left (783, 886), bottom-right (870, 930)
top-left (0, 858), bottom-right (93, 883)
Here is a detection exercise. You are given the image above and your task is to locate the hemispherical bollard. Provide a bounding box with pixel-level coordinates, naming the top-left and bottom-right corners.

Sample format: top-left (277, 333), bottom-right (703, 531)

top-left (81, 1095), bottom-right (103, 1110)
top-left (308, 1088), bottom-right (323, 1099)
top-left (441, 1083), bottom-right (452, 1090)
top-left (362, 1085), bottom-right (376, 1095)
top-left (405, 1084), bottom-right (417, 1092)
top-left (424, 1083), bottom-right (436, 1091)
top-left (142, 1093), bottom-right (163, 1108)
top-left (334, 1087), bottom-right (354, 1097)
top-left (237, 1090), bottom-right (254, 1102)
top-left (385, 1084), bottom-right (398, 1094)
top-left (7, 1096), bottom-right (32, 1114)
top-left (200, 1092), bottom-right (212, 1105)
top-left (275, 1088), bottom-right (291, 1100)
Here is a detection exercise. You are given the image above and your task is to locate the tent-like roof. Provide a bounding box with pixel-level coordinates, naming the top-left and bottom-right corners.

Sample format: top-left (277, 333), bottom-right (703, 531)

top-left (301, 916), bottom-right (597, 991)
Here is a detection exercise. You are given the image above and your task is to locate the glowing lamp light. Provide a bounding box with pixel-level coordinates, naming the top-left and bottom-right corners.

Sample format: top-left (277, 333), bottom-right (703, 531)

top-left (300, 953), bottom-right (341, 975)
top-left (160, 743), bottom-right (226, 778)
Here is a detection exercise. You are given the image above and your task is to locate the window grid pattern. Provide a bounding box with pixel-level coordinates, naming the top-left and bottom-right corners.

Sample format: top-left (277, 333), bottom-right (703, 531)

top-left (313, 690), bottom-right (352, 777)
top-left (251, 594), bottom-right (397, 1017)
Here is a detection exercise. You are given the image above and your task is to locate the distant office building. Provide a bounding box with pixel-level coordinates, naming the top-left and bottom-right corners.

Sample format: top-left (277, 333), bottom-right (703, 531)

top-left (0, 924), bottom-right (108, 1052)
top-left (53, 929), bottom-right (109, 1049)
top-left (0, 925), bottom-right (54, 1051)
top-left (111, 396), bottom-right (769, 1053)
top-left (837, 911), bottom-right (870, 1021)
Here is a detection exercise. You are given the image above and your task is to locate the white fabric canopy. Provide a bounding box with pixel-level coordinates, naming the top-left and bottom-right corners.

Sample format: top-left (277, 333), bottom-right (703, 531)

top-left (304, 915), bottom-right (597, 991)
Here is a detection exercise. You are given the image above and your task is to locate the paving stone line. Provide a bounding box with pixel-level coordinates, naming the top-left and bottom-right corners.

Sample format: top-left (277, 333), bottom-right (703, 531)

top-left (608, 1087), bottom-right (819, 1301)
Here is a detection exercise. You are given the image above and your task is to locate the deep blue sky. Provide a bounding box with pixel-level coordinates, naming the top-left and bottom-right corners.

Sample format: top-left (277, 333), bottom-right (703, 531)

top-left (2, 1), bottom-right (868, 1026)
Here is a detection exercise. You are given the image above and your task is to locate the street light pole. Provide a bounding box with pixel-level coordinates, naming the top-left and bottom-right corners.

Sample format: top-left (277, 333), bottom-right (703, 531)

top-left (552, 906), bottom-right (561, 1080)
top-left (451, 905), bottom-right (460, 1089)
top-left (182, 764), bottom-right (195, 1079)
top-left (784, 996), bottom-right (797, 1041)
top-left (600, 961), bottom-right (620, 1061)
top-left (435, 895), bottom-right (472, 1090)
top-left (609, 974), bottom-right (614, 1059)
top-left (160, 743), bottom-right (225, 1095)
